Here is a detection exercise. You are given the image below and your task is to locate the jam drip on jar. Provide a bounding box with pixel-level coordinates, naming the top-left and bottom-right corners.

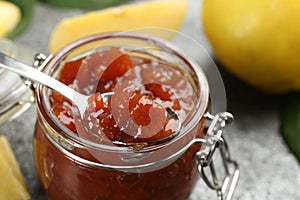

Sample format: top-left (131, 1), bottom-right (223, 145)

top-left (50, 47), bottom-right (195, 146)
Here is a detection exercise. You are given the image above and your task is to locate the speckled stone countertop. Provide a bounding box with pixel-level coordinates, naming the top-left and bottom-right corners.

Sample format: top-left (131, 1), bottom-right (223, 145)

top-left (1, 1), bottom-right (300, 200)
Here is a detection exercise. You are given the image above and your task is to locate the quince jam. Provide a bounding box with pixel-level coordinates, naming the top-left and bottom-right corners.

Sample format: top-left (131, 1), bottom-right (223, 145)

top-left (34, 47), bottom-right (206, 200)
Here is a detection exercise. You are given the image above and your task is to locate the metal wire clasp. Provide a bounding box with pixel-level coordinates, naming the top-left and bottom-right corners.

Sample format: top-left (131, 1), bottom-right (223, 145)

top-left (195, 112), bottom-right (239, 200)
top-left (22, 53), bottom-right (48, 90)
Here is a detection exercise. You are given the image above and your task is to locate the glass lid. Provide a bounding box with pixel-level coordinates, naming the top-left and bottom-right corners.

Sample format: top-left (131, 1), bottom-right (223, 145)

top-left (0, 39), bottom-right (35, 125)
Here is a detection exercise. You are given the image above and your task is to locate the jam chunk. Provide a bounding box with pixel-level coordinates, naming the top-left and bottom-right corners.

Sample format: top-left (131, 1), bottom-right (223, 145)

top-left (51, 48), bottom-right (195, 146)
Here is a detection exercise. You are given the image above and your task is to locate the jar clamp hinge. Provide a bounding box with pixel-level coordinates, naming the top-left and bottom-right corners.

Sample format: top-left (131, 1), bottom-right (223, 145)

top-left (194, 112), bottom-right (239, 200)
top-left (21, 53), bottom-right (48, 89)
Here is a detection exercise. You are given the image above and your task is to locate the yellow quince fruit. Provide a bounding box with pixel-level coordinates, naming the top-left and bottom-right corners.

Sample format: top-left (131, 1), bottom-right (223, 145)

top-left (202, 0), bottom-right (300, 93)
top-left (49, 0), bottom-right (187, 53)
top-left (0, 1), bottom-right (21, 38)
top-left (0, 136), bottom-right (30, 200)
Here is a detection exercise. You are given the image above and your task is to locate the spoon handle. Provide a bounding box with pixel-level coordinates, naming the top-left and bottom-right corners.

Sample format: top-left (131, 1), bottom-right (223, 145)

top-left (0, 52), bottom-right (76, 101)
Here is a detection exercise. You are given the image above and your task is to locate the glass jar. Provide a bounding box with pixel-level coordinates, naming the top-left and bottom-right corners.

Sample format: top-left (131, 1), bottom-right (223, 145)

top-left (33, 32), bottom-right (239, 200)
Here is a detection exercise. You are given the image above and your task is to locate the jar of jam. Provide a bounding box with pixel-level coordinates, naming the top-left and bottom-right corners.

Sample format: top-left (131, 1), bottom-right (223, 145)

top-left (31, 32), bottom-right (239, 200)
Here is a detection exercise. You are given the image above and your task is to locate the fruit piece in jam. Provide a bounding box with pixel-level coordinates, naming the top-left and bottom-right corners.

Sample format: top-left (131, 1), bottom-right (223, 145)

top-left (50, 47), bottom-right (195, 146)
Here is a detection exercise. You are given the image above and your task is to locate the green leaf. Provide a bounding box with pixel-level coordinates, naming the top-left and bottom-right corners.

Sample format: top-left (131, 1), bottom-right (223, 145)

top-left (6, 0), bottom-right (36, 38)
top-left (281, 92), bottom-right (300, 162)
top-left (38, 0), bottom-right (129, 9)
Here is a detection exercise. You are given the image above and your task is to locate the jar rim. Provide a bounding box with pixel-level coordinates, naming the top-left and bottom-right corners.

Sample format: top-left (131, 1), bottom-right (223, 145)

top-left (36, 32), bottom-right (210, 154)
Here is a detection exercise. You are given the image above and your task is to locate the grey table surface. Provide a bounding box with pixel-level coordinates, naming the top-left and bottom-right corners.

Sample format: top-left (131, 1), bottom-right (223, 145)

top-left (1, 1), bottom-right (300, 200)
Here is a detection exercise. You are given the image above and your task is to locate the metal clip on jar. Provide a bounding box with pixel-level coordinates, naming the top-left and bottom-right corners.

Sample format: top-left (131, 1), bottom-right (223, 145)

top-left (2, 33), bottom-right (239, 200)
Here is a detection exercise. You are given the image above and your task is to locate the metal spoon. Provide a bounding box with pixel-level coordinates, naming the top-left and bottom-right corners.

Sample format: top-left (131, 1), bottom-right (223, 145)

top-left (0, 52), bottom-right (181, 146)
top-left (0, 52), bottom-right (107, 116)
